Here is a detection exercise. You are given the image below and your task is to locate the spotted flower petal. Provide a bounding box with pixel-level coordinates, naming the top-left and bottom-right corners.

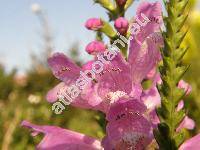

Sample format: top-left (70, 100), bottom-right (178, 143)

top-left (48, 52), bottom-right (81, 84)
top-left (105, 99), bottom-right (153, 149)
top-left (96, 53), bottom-right (133, 100)
top-left (136, 1), bottom-right (162, 42)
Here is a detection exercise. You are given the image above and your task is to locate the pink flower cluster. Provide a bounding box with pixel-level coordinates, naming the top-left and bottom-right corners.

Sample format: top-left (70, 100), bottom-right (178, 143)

top-left (21, 1), bottom-right (200, 150)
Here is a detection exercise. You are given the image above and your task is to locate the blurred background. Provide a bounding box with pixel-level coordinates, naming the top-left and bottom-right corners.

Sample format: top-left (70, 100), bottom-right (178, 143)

top-left (0, 0), bottom-right (200, 149)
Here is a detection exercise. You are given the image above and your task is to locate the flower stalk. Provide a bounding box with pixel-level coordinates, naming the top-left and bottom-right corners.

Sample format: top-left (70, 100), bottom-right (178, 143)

top-left (154, 0), bottom-right (190, 149)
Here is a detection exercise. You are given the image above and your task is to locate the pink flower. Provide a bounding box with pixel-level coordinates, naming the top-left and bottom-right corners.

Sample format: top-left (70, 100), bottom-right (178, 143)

top-left (114, 17), bottom-right (129, 35)
top-left (45, 1), bottom-right (163, 112)
top-left (43, 2), bottom-right (163, 116)
top-left (47, 52), bottom-right (81, 85)
top-left (21, 121), bottom-right (103, 150)
top-left (86, 41), bottom-right (106, 55)
top-left (103, 99), bottom-right (154, 149)
top-left (46, 53), bottom-right (99, 109)
top-left (179, 134), bottom-right (200, 150)
top-left (129, 1), bottom-right (162, 83)
top-left (136, 1), bottom-right (163, 39)
top-left (85, 18), bottom-right (103, 30)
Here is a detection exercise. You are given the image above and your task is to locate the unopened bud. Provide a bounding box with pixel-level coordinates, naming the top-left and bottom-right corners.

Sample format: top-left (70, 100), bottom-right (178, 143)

top-left (86, 41), bottom-right (106, 55)
top-left (85, 18), bottom-right (103, 30)
top-left (114, 17), bottom-right (129, 35)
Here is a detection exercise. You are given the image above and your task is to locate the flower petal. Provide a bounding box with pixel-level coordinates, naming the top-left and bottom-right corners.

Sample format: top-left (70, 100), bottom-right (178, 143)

top-left (136, 1), bottom-right (162, 42)
top-left (101, 136), bottom-right (114, 150)
top-left (21, 121), bottom-right (102, 150)
top-left (96, 53), bottom-right (133, 100)
top-left (106, 98), bottom-right (147, 122)
top-left (179, 134), bottom-right (200, 150)
top-left (128, 2), bottom-right (162, 83)
top-left (48, 52), bottom-right (81, 84)
top-left (129, 35), bottom-right (161, 83)
top-left (176, 116), bottom-right (195, 132)
top-left (142, 86), bottom-right (161, 110)
top-left (46, 82), bottom-right (65, 103)
top-left (106, 99), bottom-right (153, 149)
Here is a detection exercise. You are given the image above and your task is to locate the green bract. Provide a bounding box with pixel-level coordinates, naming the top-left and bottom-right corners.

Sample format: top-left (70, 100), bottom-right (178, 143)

top-left (154, 0), bottom-right (190, 149)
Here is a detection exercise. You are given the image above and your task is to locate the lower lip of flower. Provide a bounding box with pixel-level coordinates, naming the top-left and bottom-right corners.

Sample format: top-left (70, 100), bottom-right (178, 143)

top-left (115, 132), bottom-right (148, 150)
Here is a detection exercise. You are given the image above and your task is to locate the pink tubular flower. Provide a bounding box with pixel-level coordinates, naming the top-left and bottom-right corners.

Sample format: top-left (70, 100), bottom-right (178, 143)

top-left (86, 41), bottom-right (106, 55)
top-left (103, 99), bottom-right (153, 149)
top-left (114, 17), bottom-right (129, 35)
top-left (21, 121), bottom-right (103, 150)
top-left (85, 18), bottom-right (103, 30)
top-left (129, 1), bottom-right (162, 83)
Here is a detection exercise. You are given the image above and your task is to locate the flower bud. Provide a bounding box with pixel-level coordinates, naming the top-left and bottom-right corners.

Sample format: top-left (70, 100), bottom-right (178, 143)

top-left (116, 0), bottom-right (127, 7)
top-left (85, 18), bottom-right (103, 30)
top-left (178, 80), bottom-right (192, 95)
top-left (114, 17), bottom-right (129, 35)
top-left (86, 41), bottom-right (106, 55)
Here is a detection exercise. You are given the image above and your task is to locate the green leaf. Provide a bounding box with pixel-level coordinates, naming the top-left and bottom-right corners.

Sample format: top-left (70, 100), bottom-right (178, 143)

top-left (174, 30), bottom-right (188, 49)
top-left (174, 47), bottom-right (189, 62)
top-left (174, 131), bottom-right (185, 147)
top-left (174, 65), bottom-right (190, 83)
top-left (177, 0), bottom-right (189, 14)
top-left (176, 14), bottom-right (189, 32)
top-left (174, 110), bottom-right (185, 127)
